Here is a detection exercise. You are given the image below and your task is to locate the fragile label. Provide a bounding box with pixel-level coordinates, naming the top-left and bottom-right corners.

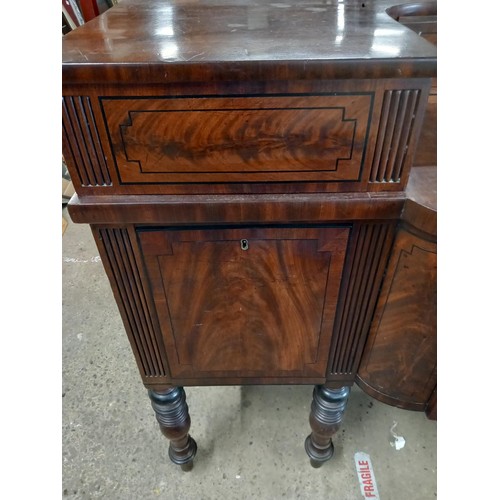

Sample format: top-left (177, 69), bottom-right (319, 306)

top-left (354, 452), bottom-right (380, 499)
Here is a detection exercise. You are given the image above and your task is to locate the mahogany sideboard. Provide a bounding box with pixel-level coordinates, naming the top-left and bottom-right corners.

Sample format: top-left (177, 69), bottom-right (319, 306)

top-left (63, 0), bottom-right (437, 470)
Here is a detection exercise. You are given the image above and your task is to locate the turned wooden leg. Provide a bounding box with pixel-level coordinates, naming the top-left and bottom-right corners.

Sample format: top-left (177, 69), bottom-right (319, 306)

top-left (148, 387), bottom-right (197, 471)
top-left (304, 385), bottom-right (350, 468)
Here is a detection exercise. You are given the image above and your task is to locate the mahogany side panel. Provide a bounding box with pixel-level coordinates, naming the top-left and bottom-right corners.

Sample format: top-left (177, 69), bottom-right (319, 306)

top-left (328, 222), bottom-right (396, 382)
top-left (92, 226), bottom-right (170, 383)
top-left (356, 226), bottom-right (437, 410)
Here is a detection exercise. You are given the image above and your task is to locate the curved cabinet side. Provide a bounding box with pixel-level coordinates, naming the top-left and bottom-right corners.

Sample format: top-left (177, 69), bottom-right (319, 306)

top-left (356, 169), bottom-right (436, 417)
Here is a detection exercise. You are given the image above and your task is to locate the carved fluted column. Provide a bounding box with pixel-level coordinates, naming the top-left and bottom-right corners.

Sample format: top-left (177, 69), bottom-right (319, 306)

top-left (305, 385), bottom-right (350, 468)
top-left (148, 387), bottom-right (197, 471)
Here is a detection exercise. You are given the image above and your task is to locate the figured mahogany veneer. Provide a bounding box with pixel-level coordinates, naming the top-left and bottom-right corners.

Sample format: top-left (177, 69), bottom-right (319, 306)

top-left (356, 167), bottom-right (437, 417)
top-left (139, 226), bottom-right (348, 380)
top-left (64, 0), bottom-right (437, 471)
top-left (356, 227), bottom-right (436, 409)
top-left (63, 80), bottom-right (429, 195)
top-left (92, 219), bottom-right (396, 388)
top-left (103, 94), bottom-right (371, 184)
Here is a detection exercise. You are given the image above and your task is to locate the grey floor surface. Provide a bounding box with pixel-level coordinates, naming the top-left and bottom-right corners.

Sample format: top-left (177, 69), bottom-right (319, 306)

top-left (62, 208), bottom-right (437, 499)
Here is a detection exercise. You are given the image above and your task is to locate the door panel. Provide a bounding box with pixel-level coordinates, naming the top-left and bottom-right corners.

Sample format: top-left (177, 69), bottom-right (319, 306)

top-left (139, 226), bottom-right (349, 381)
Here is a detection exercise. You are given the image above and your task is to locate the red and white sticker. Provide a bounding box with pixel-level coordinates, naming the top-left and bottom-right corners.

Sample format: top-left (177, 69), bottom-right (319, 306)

top-left (354, 452), bottom-right (380, 499)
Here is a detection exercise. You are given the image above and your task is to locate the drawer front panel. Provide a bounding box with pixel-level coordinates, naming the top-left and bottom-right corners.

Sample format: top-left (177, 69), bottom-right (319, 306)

top-left (102, 95), bottom-right (372, 184)
top-left (139, 226), bottom-right (349, 380)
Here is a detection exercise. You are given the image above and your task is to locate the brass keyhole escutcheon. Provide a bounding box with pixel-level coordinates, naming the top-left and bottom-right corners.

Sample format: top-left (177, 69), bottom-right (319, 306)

top-left (240, 239), bottom-right (249, 251)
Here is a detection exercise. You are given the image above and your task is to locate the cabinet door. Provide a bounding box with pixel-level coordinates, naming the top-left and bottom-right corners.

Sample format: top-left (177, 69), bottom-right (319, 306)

top-left (138, 226), bottom-right (349, 382)
top-left (356, 227), bottom-right (437, 410)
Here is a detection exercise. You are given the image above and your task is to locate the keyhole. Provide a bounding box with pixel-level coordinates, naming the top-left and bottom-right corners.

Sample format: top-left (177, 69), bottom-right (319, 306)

top-left (240, 239), bottom-right (249, 251)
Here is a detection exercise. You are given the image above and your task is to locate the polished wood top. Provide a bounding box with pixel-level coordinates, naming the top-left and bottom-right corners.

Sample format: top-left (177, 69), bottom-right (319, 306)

top-left (62, 0), bottom-right (436, 84)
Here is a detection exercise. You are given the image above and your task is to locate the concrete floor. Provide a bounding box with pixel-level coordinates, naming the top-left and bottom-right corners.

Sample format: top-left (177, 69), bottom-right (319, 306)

top-left (62, 208), bottom-right (437, 499)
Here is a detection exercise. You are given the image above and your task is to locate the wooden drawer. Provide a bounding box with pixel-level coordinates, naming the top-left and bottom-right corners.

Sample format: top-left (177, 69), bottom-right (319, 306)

top-left (138, 225), bottom-right (349, 382)
top-left (102, 95), bottom-right (372, 185)
top-left (62, 80), bottom-right (431, 196)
